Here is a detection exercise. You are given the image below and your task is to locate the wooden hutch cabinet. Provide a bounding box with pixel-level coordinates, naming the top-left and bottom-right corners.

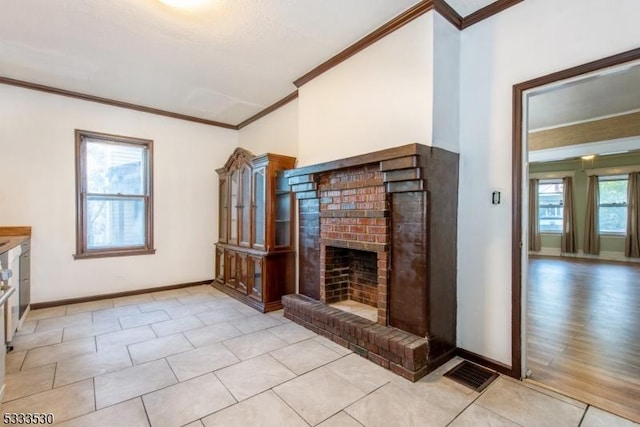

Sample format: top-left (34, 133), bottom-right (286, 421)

top-left (214, 148), bottom-right (296, 312)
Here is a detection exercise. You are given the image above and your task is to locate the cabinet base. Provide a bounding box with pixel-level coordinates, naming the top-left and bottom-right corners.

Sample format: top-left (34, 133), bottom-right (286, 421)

top-left (212, 280), bottom-right (284, 313)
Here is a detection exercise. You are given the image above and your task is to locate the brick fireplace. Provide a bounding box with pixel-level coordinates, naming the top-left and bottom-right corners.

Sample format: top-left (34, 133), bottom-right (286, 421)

top-left (283, 144), bottom-right (459, 381)
top-left (318, 164), bottom-right (390, 324)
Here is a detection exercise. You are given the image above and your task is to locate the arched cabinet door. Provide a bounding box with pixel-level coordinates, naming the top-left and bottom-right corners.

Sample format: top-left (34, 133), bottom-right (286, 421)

top-left (214, 148), bottom-right (296, 312)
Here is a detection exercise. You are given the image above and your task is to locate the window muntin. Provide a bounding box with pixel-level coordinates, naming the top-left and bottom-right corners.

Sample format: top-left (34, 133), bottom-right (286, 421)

top-left (598, 175), bottom-right (628, 235)
top-left (75, 130), bottom-right (155, 258)
top-left (538, 179), bottom-right (564, 233)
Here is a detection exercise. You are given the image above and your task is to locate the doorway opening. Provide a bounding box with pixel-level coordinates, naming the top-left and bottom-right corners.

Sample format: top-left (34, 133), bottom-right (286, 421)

top-left (513, 48), bottom-right (640, 422)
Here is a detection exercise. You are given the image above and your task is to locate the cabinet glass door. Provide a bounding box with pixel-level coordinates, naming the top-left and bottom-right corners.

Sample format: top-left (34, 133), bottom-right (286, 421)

top-left (230, 170), bottom-right (239, 244)
top-left (274, 171), bottom-right (291, 247)
top-left (218, 177), bottom-right (227, 243)
top-left (253, 168), bottom-right (266, 248)
top-left (240, 166), bottom-right (252, 246)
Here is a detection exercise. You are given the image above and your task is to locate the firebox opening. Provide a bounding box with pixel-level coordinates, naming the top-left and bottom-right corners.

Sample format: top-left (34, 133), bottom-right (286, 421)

top-left (324, 246), bottom-right (378, 321)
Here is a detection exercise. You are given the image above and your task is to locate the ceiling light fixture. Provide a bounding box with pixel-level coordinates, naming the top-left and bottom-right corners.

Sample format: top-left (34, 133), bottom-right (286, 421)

top-left (581, 155), bottom-right (595, 160)
top-left (157, 0), bottom-right (210, 8)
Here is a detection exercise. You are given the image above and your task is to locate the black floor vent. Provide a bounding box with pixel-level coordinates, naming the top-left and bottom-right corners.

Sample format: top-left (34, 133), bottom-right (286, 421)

top-left (443, 361), bottom-right (499, 392)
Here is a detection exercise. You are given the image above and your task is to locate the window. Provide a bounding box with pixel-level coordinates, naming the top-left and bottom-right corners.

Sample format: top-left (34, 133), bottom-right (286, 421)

top-left (598, 175), bottom-right (628, 234)
top-left (538, 179), bottom-right (564, 233)
top-left (75, 130), bottom-right (155, 259)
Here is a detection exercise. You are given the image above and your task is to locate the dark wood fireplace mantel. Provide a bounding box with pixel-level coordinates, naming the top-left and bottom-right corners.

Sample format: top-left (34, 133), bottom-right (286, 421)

top-left (283, 143), bottom-right (459, 381)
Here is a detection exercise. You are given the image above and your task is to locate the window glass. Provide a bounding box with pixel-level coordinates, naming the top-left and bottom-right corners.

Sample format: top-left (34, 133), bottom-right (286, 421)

top-left (598, 176), bottom-right (628, 234)
top-left (538, 180), bottom-right (564, 233)
top-left (87, 197), bottom-right (145, 248)
top-left (86, 141), bottom-right (145, 195)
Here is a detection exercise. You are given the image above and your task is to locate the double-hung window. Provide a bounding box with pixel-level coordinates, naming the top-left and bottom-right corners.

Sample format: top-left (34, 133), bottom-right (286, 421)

top-left (538, 179), bottom-right (564, 233)
top-left (598, 175), bottom-right (628, 235)
top-left (75, 130), bottom-right (155, 259)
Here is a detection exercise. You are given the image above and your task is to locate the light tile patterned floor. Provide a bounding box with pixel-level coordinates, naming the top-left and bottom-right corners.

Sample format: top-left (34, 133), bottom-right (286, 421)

top-left (3, 284), bottom-right (637, 426)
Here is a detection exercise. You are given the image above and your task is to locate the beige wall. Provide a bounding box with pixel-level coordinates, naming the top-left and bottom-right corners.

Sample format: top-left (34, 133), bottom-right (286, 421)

top-left (238, 99), bottom-right (299, 159)
top-left (0, 85), bottom-right (238, 302)
top-left (298, 13), bottom-right (435, 166)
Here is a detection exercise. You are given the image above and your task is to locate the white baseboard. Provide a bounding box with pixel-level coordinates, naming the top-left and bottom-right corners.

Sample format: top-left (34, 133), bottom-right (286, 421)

top-left (529, 247), bottom-right (640, 263)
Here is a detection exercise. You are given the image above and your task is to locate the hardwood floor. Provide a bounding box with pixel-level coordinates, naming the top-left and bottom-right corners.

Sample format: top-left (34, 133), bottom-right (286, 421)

top-left (526, 256), bottom-right (640, 422)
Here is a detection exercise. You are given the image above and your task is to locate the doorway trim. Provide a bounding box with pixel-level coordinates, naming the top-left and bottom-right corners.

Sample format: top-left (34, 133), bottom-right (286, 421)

top-left (511, 47), bottom-right (640, 379)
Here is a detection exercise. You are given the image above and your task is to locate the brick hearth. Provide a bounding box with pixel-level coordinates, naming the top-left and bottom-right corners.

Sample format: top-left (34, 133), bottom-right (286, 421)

top-left (283, 294), bottom-right (430, 381)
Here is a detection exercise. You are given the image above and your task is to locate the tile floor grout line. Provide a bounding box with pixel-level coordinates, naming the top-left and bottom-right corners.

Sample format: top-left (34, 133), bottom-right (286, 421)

top-left (139, 394), bottom-right (154, 427)
top-left (267, 388), bottom-right (313, 427)
top-left (449, 372), bottom-right (513, 426)
top-left (91, 376), bottom-right (97, 412)
top-left (442, 390), bottom-right (487, 427)
top-left (51, 358), bottom-right (59, 390)
top-left (211, 369), bottom-right (240, 407)
top-left (465, 399), bottom-right (525, 427)
top-left (577, 405), bottom-right (590, 426)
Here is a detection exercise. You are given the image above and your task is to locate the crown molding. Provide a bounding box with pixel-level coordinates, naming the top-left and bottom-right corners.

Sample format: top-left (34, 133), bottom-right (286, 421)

top-left (461, 0), bottom-right (524, 29)
top-left (237, 91), bottom-right (299, 129)
top-left (0, 76), bottom-right (238, 130)
top-left (293, 0), bottom-right (435, 88)
top-left (434, 0), bottom-right (463, 29)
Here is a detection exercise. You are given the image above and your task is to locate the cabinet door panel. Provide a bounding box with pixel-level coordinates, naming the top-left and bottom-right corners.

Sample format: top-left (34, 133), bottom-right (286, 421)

top-left (225, 250), bottom-right (237, 289)
top-left (249, 256), bottom-right (263, 302)
top-left (237, 252), bottom-right (248, 294)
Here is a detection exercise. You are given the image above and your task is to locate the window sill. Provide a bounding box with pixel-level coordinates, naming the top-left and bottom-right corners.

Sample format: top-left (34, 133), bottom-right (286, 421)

top-left (599, 233), bottom-right (626, 238)
top-left (73, 248), bottom-right (156, 260)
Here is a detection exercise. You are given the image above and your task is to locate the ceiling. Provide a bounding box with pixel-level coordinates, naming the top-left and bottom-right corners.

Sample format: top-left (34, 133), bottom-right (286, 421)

top-left (446, 0), bottom-right (495, 17)
top-left (528, 62), bottom-right (640, 131)
top-left (527, 61), bottom-right (640, 163)
top-left (0, 0), bottom-right (499, 127)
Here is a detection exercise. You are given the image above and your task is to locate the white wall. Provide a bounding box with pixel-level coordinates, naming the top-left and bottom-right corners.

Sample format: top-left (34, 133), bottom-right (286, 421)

top-left (298, 13), bottom-right (435, 166)
top-left (0, 85), bottom-right (238, 302)
top-left (433, 13), bottom-right (460, 153)
top-left (238, 98), bottom-right (299, 159)
top-left (457, 0), bottom-right (640, 365)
